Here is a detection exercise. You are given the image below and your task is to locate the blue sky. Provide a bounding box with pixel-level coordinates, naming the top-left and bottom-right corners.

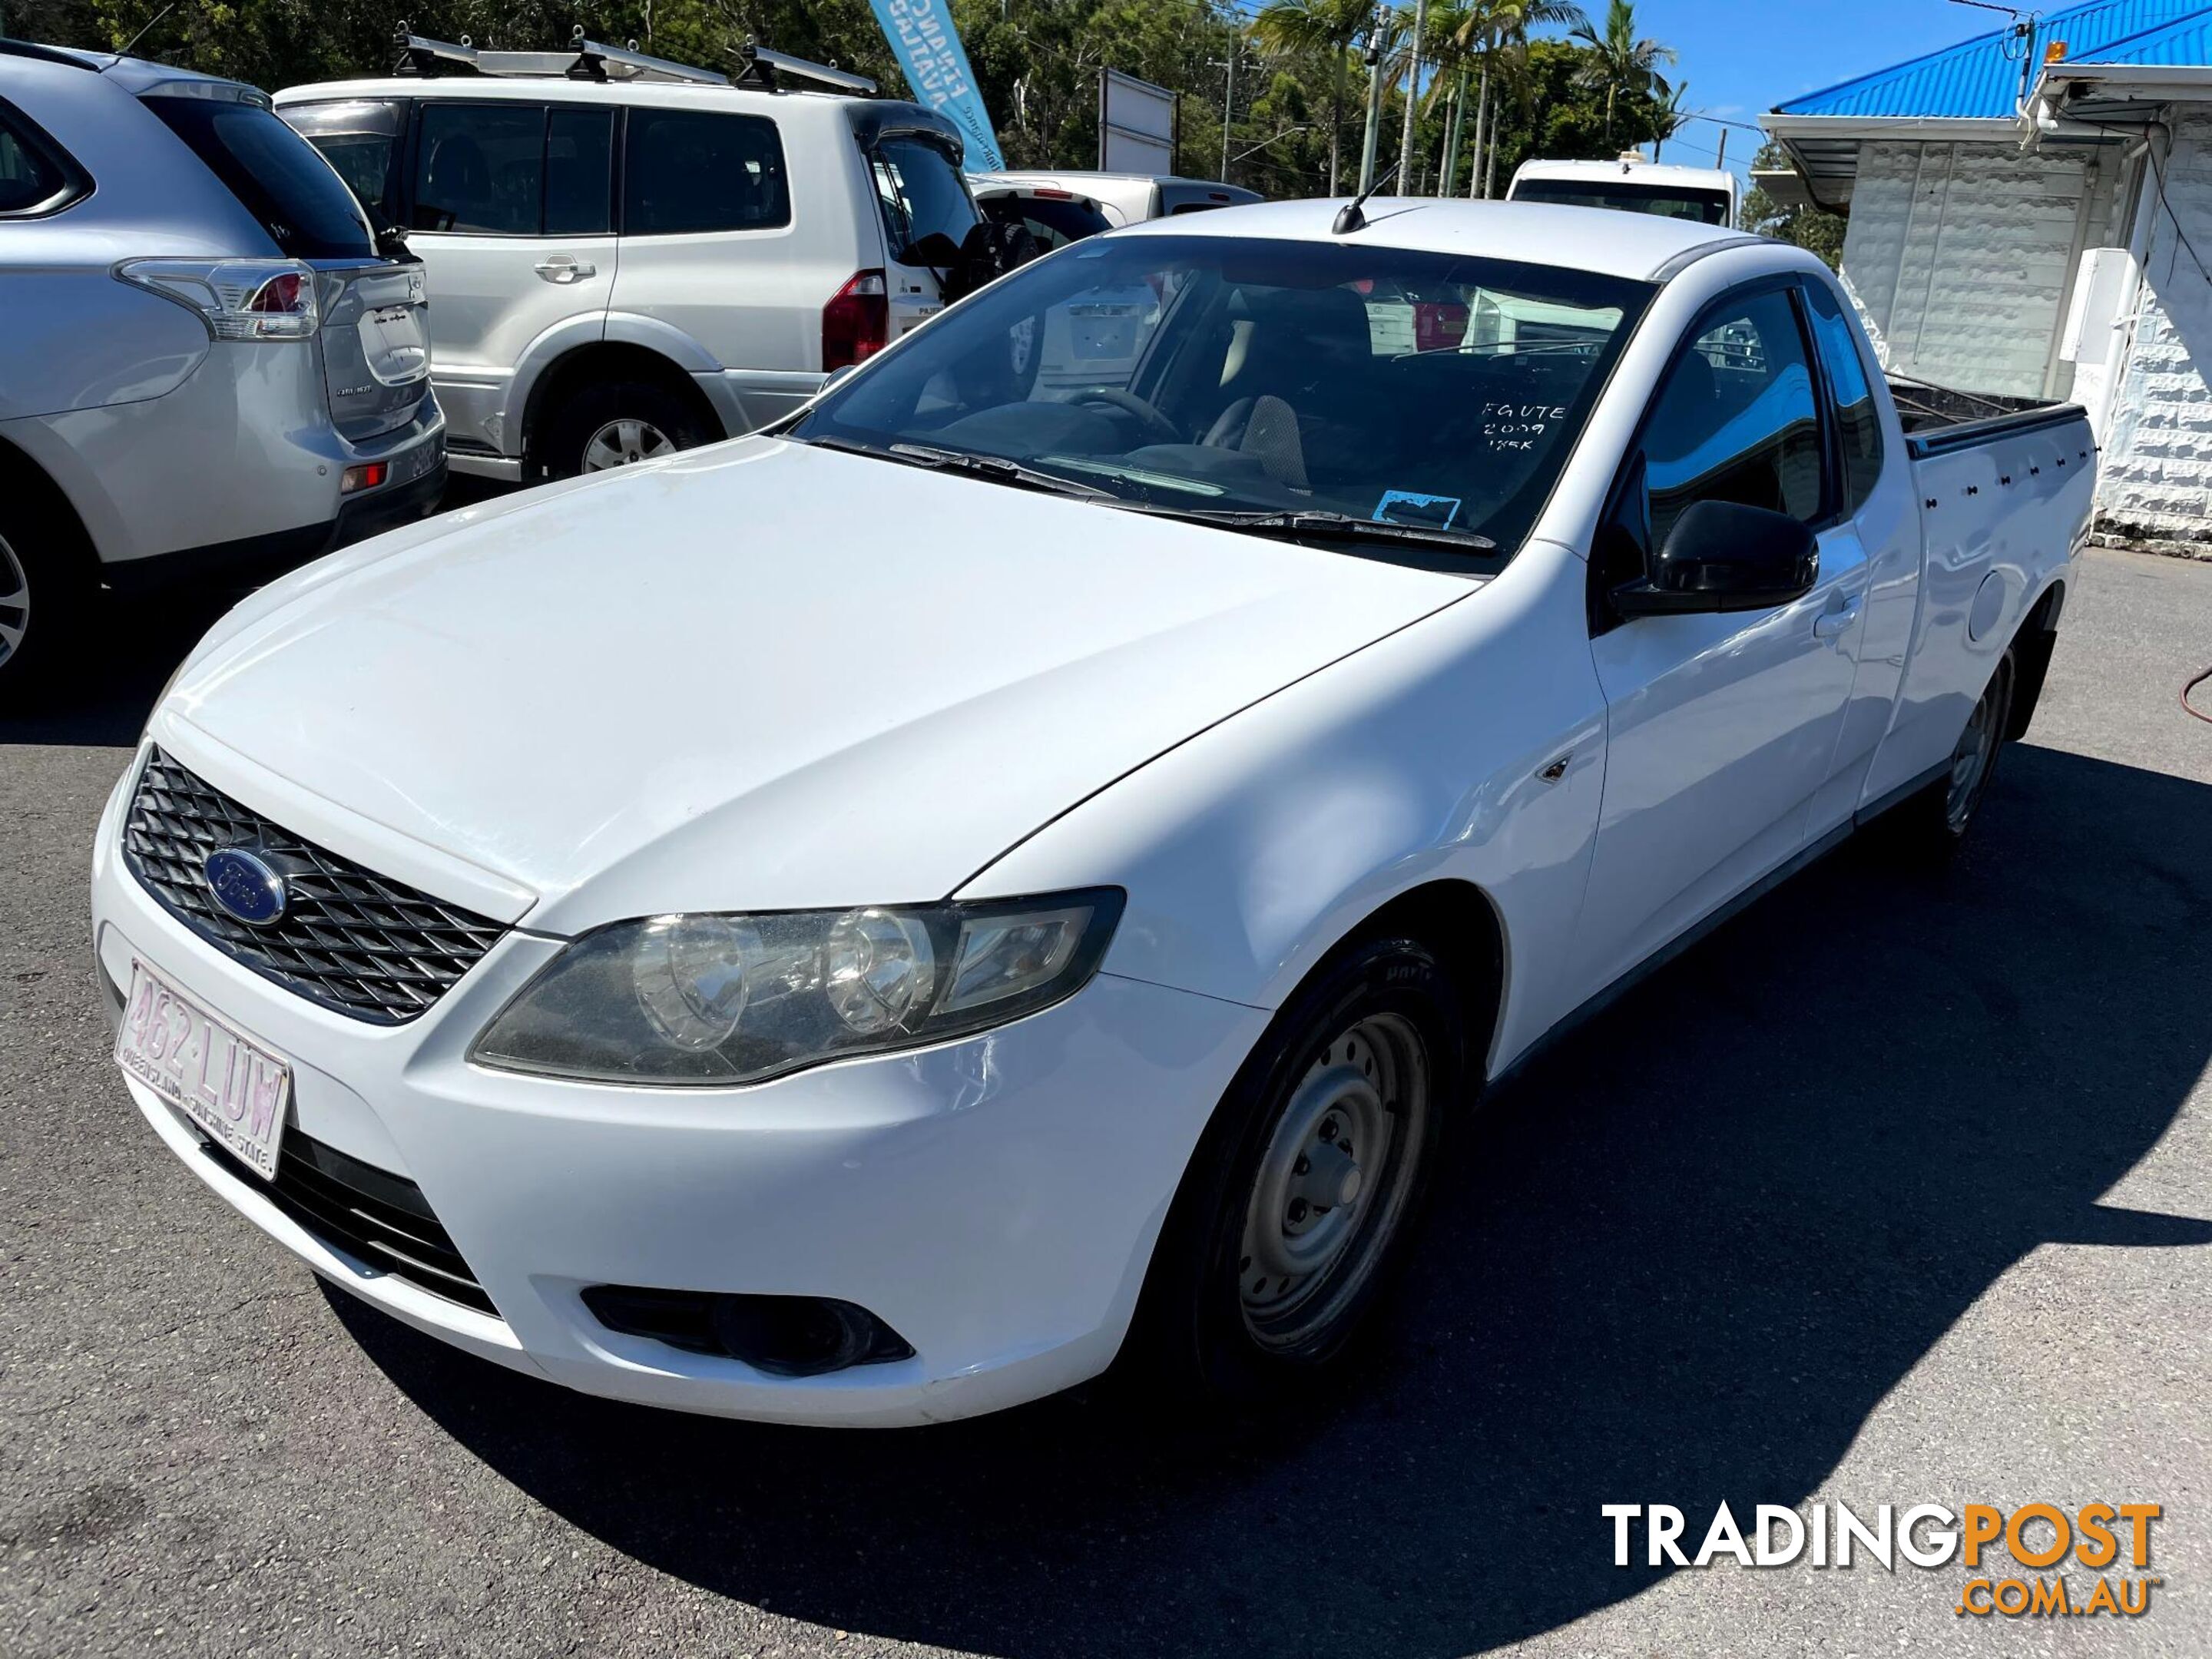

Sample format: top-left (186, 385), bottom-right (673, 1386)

top-left (1565, 0), bottom-right (2008, 180)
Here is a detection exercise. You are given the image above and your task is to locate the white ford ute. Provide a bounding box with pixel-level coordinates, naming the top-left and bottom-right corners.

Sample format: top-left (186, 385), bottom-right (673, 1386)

top-left (91, 200), bottom-right (2092, 1426)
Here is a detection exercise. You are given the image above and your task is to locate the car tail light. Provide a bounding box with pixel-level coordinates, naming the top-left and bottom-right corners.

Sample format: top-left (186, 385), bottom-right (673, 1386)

top-left (340, 461), bottom-right (388, 494)
top-left (822, 269), bottom-right (888, 373)
top-left (114, 257), bottom-right (320, 342)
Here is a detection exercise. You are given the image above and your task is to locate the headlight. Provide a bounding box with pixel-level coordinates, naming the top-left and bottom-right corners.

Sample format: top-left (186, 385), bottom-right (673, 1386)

top-left (469, 889), bottom-right (1124, 1086)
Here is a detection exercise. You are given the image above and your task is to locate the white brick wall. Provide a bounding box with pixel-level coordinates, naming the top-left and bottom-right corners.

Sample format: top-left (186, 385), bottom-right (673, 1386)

top-left (2097, 112), bottom-right (2212, 546)
top-left (1838, 141), bottom-right (2101, 400)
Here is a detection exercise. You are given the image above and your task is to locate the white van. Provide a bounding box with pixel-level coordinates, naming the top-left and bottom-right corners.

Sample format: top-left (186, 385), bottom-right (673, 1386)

top-left (277, 38), bottom-right (982, 480)
top-left (1506, 156), bottom-right (1737, 228)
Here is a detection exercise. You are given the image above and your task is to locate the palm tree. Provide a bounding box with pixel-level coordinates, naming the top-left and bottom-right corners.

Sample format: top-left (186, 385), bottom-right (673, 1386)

top-left (1570, 0), bottom-right (1676, 141)
top-left (1251, 0), bottom-right (1375, 194)
top-left (1453, 0), bottom-right (1587, 198)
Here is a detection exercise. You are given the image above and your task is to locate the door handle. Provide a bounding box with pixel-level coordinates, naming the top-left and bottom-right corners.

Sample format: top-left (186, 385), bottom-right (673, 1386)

top-left (1812, 596), bottom-right (1862, 643)
top-left (534, 256), bottom-right (596, 284)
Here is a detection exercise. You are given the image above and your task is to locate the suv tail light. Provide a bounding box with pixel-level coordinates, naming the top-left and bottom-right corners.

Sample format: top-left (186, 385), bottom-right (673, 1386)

top-left (822, 269), bottom-right (889, 373)
top-left (114, 258), bottom-right (321, 342)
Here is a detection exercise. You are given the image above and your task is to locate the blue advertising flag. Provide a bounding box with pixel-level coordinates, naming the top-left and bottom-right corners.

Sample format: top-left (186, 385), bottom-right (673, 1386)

top-left (868, 0), bottom-right (1007, 173)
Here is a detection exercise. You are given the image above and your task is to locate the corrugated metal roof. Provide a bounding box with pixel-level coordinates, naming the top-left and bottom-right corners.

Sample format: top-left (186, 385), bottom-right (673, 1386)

top-left (1775, 0), bottom-right (2212, 118)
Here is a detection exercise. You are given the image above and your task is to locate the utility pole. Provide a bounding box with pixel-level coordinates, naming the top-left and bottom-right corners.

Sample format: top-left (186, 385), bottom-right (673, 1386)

top-left (1356, 1), bottom-right (1388, 193)
top-left (1399, 0), bottom-right (1431, 187)
top-left (1212, 50), bottom-right (1240, 183)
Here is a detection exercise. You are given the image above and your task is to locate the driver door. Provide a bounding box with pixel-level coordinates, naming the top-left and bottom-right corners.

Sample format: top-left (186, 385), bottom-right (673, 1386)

top-left (1568, 280), bottom-right (1869, 998)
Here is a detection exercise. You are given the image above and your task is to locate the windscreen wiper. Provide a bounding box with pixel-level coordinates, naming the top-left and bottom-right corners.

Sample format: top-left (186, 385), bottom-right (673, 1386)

top-left (885, 442), bottom-right (1118, 500)
top-left (1148, 508), bottom-right (1498, 556)
top-left (791, 434), bottom-right (1116, 502)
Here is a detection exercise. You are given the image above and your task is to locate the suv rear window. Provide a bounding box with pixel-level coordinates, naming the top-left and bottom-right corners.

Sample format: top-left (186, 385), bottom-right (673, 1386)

top-left (144, 95), bottom-right (374, 258)
top-left (874, 134), bottom-right (978, 263)
top-left (623, 110), bottom-right (788, 234)
top-left (280, 100), bottom-right (406, 216)
top-left (0, 103), bottom-right (83, 216)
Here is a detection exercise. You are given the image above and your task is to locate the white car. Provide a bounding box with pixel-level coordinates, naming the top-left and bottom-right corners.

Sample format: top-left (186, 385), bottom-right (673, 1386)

top-left (276, 38), bottom-right (982, 481)
top-left (92, 199), bottom-right (2089, 1426)
top-left (970, 169), bottom-right (1261, 227)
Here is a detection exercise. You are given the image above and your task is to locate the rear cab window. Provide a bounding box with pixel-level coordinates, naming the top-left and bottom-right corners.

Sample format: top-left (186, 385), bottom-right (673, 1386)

top-left (873, 134), bottom-right (977, 263)
top-left (279, 99), bottom-right (406, 219)
top-left (1512, 177), bottom-right (1730, 226)
top-left (144, 94), bottom-right (374, 257)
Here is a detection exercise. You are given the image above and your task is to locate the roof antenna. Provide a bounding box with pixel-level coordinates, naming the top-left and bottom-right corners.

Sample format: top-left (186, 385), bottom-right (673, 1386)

top-left (108, 1), bottom-right (177, 65)
top-left (1333, 162), bottom-right (1400, 236)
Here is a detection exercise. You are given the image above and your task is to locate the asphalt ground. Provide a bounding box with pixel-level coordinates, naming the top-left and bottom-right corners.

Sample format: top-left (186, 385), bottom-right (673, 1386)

top-left (3, 545), bottom-right (2209, 1657)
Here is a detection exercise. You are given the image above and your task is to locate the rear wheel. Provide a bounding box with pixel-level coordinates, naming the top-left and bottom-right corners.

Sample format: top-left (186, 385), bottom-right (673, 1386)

top-left (1128, 937), bottom-right (1461, 1407)
top-left (0, 489), bottom-right (94, 707)
top-left (538, 379), bottom-right (717, 481)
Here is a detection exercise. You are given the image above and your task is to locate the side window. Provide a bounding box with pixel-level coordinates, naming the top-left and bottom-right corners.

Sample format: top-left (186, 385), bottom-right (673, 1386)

top-left (412, 104), bottom-right (544, 234)
top-left (1802, 280), bottom-right (1886, 515)
top-left (545, 107), bottom-right (613, 236)
top-left (1644, 286), bottom-right (1826, 548)
top-left (874, 135), bottom-right (978, 262)
top-left (624, 111), bottom-right (788, 235)
top-left (0, 104), bottom-right (81, 216)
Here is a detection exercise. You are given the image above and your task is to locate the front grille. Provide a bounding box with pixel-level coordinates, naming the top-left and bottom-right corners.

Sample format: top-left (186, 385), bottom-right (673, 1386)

top-left (122, 749), bottom-right (506, 1025)
top-left (200, 1128), bottom-right (495, 1316)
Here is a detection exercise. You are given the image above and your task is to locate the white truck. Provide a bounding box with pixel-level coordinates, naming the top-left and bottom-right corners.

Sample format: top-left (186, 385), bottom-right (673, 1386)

top-left (1508, 155), bottom-right (1739, 227)
top-left (97, 200), bottom-right (2090, 1425)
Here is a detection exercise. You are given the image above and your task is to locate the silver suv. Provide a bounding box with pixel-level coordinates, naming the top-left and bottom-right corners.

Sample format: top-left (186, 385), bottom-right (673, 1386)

top-left (0, 41), bottom-right (445, 698)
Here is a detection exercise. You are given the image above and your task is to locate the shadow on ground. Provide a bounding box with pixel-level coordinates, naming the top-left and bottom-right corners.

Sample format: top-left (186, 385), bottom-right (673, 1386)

top-left (316, 740), bottom-right (2212, 1656)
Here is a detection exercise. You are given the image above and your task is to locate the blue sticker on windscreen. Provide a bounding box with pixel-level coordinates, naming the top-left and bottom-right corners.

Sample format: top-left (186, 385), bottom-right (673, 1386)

top-left (1373, 491), bottom-right (1464, 529)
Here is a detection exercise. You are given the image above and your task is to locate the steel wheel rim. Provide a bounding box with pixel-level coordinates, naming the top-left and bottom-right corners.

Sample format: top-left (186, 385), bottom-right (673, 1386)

top-left (1238, 1012), bottom-right (1429, 1349)
top-left (0, 534), bottom-right (28, 667)
top-left (1945, 674), bottom-right (2004, 832)
top-left (581, 418), bottom-right (677, 472)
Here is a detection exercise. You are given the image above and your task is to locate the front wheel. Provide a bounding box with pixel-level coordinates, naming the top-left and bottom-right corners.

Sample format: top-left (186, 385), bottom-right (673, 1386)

top-left (1128, 937), bottom-right (1462, 1406)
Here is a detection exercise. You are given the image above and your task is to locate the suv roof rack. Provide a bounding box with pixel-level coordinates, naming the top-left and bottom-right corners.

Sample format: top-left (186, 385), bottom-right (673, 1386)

top-left (0, 37), bottom-right (102, 71)
top-left (388, 24), bottom-right (875, 94)
top-left (729, 42), bottom-right (877, 96)
top-left (392, 24), bottom-right (733, 86)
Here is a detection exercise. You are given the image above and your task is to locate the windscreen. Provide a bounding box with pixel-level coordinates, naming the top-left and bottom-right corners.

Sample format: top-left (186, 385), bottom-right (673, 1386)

top-left (1510, 177), bottom-right (1730, 226)
top-left (791, 233), bottom-right (1651, 557)
top-left (146, 95), bottom-right (376, 258)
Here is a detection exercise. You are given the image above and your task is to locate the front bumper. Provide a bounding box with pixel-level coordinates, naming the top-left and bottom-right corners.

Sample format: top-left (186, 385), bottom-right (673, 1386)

top-left (90, 749), bottom-right (1266, 1426)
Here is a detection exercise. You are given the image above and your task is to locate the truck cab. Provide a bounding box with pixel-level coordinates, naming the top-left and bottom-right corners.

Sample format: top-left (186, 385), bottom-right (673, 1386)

top-left (1507, 156), bottom-right (1739, 227)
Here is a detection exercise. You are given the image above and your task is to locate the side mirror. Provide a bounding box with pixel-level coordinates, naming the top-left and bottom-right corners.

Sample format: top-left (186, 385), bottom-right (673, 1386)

top-left (902, 230), bottom-right (965, 268)
top-left (1611, 498), bottom-right (1818, 618)
top-left (820, 362), bottom-right (857, 392)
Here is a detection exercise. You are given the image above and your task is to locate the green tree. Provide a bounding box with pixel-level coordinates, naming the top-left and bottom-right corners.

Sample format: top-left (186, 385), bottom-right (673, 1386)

top-left (1250, 0), bottom-right (1369, 191)
top-left (1742, 139), bottom-right (1846, 266)
top-left (1569, 0), bottom-right (1671, 141)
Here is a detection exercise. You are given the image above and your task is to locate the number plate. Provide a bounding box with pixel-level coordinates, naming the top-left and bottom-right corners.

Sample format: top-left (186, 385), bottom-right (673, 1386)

top-left (114, 959), bottom-right (291, 1181)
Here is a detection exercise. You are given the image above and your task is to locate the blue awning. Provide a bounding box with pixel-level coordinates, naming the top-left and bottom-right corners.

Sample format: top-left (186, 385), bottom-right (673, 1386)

top-left (1776, 0), bottom-right (2212, 121)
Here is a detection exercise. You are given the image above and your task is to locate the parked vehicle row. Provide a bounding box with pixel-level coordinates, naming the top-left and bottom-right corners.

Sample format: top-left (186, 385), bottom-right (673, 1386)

top-left (273, 38), bottom-right (987, 482)
top-left (0, 39), bottom-right (443, 697)
top-left (94, 197), bottom-right (2091, 1426)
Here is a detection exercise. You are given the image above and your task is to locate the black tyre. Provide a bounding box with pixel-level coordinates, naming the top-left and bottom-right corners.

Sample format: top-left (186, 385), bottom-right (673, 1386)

top-left (537, 378), bottom-right (717, 481)
top-left (1892, 649), bottom-right (2017, 853)
top-left (0, 483), bottom-right (95, 708)
top-left (1128, 935), bottom-right (1463, 1406)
